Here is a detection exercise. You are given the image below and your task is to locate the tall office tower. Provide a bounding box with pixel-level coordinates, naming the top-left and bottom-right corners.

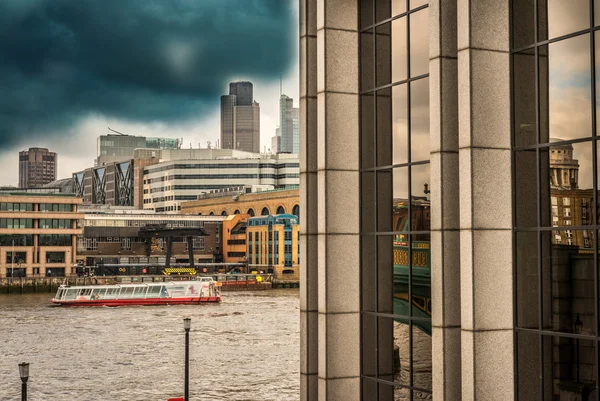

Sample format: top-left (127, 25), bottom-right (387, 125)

top-left (279, 94), bottom-right (300, 154)
top-left (220, 81), bottom-right (260, 153)
top-left (18, 147), bottom-right (57, 188)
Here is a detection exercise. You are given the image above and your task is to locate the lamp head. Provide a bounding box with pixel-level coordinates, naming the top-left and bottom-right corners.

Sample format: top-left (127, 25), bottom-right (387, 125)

top-left (18, 362), bottom-right (29, 381)
top-left (183, 317), bottom-right (191, 331)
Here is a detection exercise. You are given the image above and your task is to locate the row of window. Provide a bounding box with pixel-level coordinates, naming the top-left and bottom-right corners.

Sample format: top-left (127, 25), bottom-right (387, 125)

top-left (146, 174), bottom-right (299, 184)
top-left (39, 219), bottom-right (73, 229)
top-left (144, 162), bottom-right (300, 174)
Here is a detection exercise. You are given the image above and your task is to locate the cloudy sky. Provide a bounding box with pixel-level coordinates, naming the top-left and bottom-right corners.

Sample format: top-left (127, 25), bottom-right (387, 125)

top-left (0, 0), bottom-right (299, 186)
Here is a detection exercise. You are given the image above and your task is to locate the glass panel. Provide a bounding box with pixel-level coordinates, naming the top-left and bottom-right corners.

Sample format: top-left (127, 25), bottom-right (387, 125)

top-left (378, 87), bottom-right (393, 166)
top-left (539, 0), bottom-right (590, 42)
top-left (377, 23), bottom-right (392, 87)
top-left (378, 316), bottom-right (410, 386)
top-left (544, 35), bottom-right (592, 143)
top-left (513, 49), bottom-right (537, 147)
top-left (362, 93), bottom-right (376, 169)
top-left (362, 378), bottom-right (378, 401)
top-left (409, 8), bottom-right (428, 77)
top-left (392, 17), bottom-right (407, 83)
top-left (516, 231), bottom-right (539, 329)
top-left (392, 0), bottom-right (407, 16)
top-left (411, 164), bottom-right (430, 230)
top-left (409, 0), bottom-right (427, 9)
top-left (410, 234), bottom-right (431, 321)
top-left (377, 169), bottom-right (394, 232)
top-left (376, 0), bottom-right (392, 23)
top-left (361, 30), bottom-right (375, 92)
top-left (362, 235), bottom-right (377, 312)
top-left (412, 325), bottom-right (432, 391)
top-left (541, 230), bottom-right (596, 335)
top-left (379, 235), bottom-right (394, 314)
top-left (361, 0), bottom-right (375, 28)
top-left (392, 167), bottom-right (409, 232)
top-left (410, 78), bottom-right (430, 162)
top-left (516, 330), bottom-right (542, 400)
top-left (362, 171), bottom-right (377, 233)
top-left (515, 149), bottom-right (538, 228)
top-left (596, 31), bottom-right (600, 135)
top-left (392, 84), bottom-right (408, 165)
top-left (544, 141), bottom-right (593, 227)
top-left (362, 314), bottom-right (378, 378)
top-left (542, 335), bottom-right (597, 399)
top-left (512, 0), bottom-right (534, 49)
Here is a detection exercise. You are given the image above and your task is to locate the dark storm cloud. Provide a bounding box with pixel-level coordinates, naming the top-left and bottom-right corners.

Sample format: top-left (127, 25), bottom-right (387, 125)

top-left (0, 0), bottom-right (296, 147)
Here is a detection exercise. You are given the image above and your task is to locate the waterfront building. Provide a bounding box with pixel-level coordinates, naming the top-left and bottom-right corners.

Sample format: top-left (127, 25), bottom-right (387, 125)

top-left (300, 1), bottom-right (600, 400)
top-left (247, 214), bottom-right (299, 280)
top-left (96, 132), bottom-right (180, 166)
top-left (279, 94), bottom-right (300, 155)
top-left (143, 153), bottom-right (299, 213)
top-left (220, 81), bottom-right (260, 153)
top-left (222, 214), bottom-right (249, 264)
top-left (77, 206), bottom-right (225, 270)
top-left (18, 147), bottom-right (57, 188)
top-left (0, 193), bottom-right (82, 278)
top-left (180, 186), bottom-right (299, 218)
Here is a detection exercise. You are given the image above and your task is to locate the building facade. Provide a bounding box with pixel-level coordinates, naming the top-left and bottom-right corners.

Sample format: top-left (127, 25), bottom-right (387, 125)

top-left (299, 0), bottom-right (600, 400)
top-left (74, 159), bottom-right (138, 208)
top-left (180, 187), bottom-right (299, 218)
top-left (0, 193), bottom-right (82, 278)
top-left (279, 94), bottom-right (300, 155)
top-left (247, 214), bottom-right (299, 280)
top-left (220, 81), bottom-right (260, 153)
top-left (18, 148), bottom-right (57, 188)
top-left (143, 154), bottom-right (299, 213)
top-left (222, 214), bottom-right (249, 263)
top-left (77, 209), bottom-right (225, 269)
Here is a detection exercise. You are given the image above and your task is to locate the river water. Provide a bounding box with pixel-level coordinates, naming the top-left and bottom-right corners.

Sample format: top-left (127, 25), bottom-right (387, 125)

top-left (0, 289), bottom-right (300, 401)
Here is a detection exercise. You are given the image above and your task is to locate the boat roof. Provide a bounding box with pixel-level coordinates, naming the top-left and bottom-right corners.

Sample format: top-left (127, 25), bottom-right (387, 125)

top-left (57, 279), bottom-right (213, 290)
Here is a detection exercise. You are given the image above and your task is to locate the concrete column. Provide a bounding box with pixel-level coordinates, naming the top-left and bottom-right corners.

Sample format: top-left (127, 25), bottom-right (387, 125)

top-left (429, 0), bottom-right (460, 400)
top-left (457, 1), bottom-right (513, 400)
top-left (316, 0), bottom-right (360, 400)
top-left (300, 0), bottom-right (319, 399)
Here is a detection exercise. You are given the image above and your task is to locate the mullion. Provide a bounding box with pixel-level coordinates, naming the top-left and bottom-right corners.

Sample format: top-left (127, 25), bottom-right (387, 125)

top-left (359, 73), bottom-right (429, 96)
top-left (512, 26), bottom-right (600, 55)
top-left (360, 3), bottom-right (428, 33)
top-left (360, 159), bottom-right (431, 173)
top-left (514, 136), bottom-right (596, 152)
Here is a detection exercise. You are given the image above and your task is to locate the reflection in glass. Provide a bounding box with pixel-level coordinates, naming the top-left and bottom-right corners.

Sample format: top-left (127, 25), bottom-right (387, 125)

top-left (392, 167), bottom-right (409, 232)
top-left (411, 326), bottom-right (432, 392)
top-left (378, 169), bottom-right (394, 232)
top-left (361, 30), bottom-right (375, 92)
top-left (379, 235), bottom-right (394, 314)
top-left (539, 0), bottom-right (589, 41)
top-left (514, 149), bottom-right (538, 228)
top-left (393, 84), bottom-right (408, 165)
top-left (545, 35), bottom-right (592, 142)
top-left (362, 235), bottom-right (377, 312)
top-left (410, 78), bottom-right (430, 162)
top-left (377, 23), bottom-right (392, 88)
top-left (376, 0), bottom-right (392, 24)
top-left (541, 231), bottom-right (596, 335)
top-left (361, 0), bottom-right (374, 28)
top-left (378, 88), bottom-right (393, 166)
top-left (596, 31), bottom-right (600, 135)
top-left (378, 316), bottom-right (410, 386)
top-left (513, 49), bottom-right (537, 147)
top-left (392, 17), bottom-right (407, 83)
top-left (517, 330), bottom-right (542, 400)
top-left (361, 93), bottom-right (375, 169)
top-left (362, 313), bottom-right (378, 376)
top-left (411, 163), bottom-right (430, 228)
top-left (362, 378), bottom-right (378, 401)
top-left (392, 0), bottom-right (407, 16)
top-left (545, 141), bottom-right (593, 227)
top-left (362, 171), bottom-right (376, 233)
top-left (409, 8), bottom-right (428, 77)
top-left (512, 0), bottom-right (535, 49)
top-left (410, 234), bottom-right (431, 321)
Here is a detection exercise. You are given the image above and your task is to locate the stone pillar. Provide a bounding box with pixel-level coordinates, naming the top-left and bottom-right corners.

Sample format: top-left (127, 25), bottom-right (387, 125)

top-left (457, 1), bottom-right (513, 400)
top-left (316, 0), bottom-right (360, 399)
top-left (429, 0), bottom-right (460, 400)
top-left (299, 0), bottom-right (319, 399)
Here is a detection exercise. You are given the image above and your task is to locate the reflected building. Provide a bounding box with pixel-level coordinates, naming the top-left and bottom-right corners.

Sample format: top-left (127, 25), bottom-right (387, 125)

top-left (300, 1), bottom-right (600, 401)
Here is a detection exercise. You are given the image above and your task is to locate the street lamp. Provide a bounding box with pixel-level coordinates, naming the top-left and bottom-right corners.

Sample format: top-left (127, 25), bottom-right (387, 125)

top-left (18, 362), bottom-right (29, 401)
top-left (183, 318), bottom-right (191, 401)
top-left (574, 314), bottom-right (583, 383)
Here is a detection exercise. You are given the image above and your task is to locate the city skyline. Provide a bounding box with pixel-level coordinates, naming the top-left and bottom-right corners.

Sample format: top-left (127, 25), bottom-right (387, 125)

top-left (0, 1), bottom-right (299, 186)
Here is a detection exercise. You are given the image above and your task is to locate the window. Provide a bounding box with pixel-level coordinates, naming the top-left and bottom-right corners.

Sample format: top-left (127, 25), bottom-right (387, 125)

top-left (360, 0), bottom-right (431, 398)
top-left (513, 2), bottom-right (599, 398)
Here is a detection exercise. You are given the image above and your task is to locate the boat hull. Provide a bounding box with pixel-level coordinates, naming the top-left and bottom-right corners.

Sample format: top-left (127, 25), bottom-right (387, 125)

top-left (50, 297), bottom-right (221, 307)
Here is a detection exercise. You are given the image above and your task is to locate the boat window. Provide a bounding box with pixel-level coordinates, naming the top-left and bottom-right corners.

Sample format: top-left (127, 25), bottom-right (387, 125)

top-left (65, 289), bottom-right (77, 300)
top-left (147, 286), bottom-right (162, 296)
top-left (105, 288), bottom-right (120, 299)
top-left (120, 287), bottom-right (135, 298)
top-left (133, 286), bottom-right (148, 298)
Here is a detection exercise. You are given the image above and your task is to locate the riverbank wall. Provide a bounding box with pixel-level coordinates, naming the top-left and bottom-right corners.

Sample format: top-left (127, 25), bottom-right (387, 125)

top-left (0, 275), bottom-right (298, 295)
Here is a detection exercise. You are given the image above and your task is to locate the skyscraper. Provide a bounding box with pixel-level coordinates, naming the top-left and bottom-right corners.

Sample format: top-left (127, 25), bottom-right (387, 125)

top-left (279, 94), bottom-right (299, 155)
top-left (18, 147), bottom-right (57, 188)
top-left (220, 81), bottom-right (260, 153)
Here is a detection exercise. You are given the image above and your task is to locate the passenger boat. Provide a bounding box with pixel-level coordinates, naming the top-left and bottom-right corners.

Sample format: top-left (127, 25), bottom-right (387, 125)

top-left (50, 277), bottom-right (222, 307)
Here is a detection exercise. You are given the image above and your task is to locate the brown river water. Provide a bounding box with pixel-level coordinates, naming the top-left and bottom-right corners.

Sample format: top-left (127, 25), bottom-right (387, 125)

top-left (0, 289), bottom-right (300, 401)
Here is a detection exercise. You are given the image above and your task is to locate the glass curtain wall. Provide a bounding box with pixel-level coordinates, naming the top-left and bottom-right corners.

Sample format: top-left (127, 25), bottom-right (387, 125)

top-left (513, 0), bottom-right (600, 399)
top-left (360, 0), bottom-right (431, 400)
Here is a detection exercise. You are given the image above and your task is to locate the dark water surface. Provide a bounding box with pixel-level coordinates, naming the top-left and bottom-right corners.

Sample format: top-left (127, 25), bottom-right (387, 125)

top-left (0, 289), bottom-right (300, 401)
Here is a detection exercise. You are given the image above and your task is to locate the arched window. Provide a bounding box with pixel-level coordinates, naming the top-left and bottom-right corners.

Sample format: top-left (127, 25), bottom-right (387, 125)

top-left (234, 209), bottom-right (240, 214)
top-left (198, 212), bottom-right (203, 216)
top-left (292, 204), bottom-right (300, 217)
top-left (276, 206), bottom-right (285, 214)
top-left (221, 210), bottom-right (228, 216)
top-left (247, 208), bottom-right (255, 217)
top-left (209, 211), bottom-right (215, 216)
top-left (261, 207), bottom-right (270, 216)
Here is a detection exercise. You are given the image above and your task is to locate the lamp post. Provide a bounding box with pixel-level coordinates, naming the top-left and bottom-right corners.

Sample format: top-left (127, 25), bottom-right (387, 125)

top-left (574, 314), bottom-right (583, 383)
top-left (18, 362), bottom-right (29, 401)
top-left (183, 318), bottom-right (191, 401)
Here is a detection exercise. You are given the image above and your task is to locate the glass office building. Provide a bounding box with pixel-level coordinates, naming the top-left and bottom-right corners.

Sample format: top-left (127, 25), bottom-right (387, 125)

top-left (300, 0), bottom-right (600, 400)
